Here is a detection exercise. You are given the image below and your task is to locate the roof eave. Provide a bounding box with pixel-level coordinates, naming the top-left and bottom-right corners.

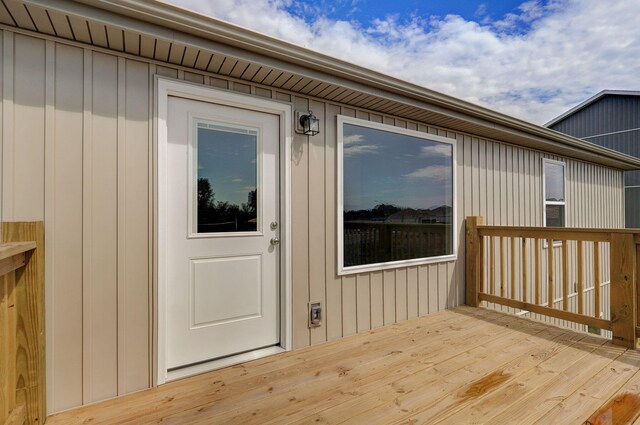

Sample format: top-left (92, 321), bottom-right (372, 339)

top-left (27, 0), bottom-right (640, 170)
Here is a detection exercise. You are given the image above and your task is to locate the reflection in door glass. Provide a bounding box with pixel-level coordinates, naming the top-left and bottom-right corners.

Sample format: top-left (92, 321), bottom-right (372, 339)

top-left (195, 121), bottom-right (258, 233)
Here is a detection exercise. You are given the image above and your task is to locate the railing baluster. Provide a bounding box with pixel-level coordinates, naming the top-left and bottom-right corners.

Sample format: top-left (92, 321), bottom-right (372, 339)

top-left (594, 242), bottom-right (600, 319)
top-left (480, 234), bottom-right (485, 294)
top-left (535, 238), bottom-right (540, 305)
top-left (522, 238), bottom-right (528, 303)
top-left (500, 237), bottom-right (506, 298)
top-left (511, 237), bottom-right (516, 300)
top-left (577, 240), bottom-right (584, 315)
top-left (489, 236), bottom-right (495, 296)
top-left (548, 238), bottom-right (554, 309)
top-left (562, 240), bottom-right (568, 311)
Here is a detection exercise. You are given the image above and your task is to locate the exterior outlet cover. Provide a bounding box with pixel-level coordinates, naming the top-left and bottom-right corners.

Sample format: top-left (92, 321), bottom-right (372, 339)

top-left (309, 302), bottom-right (322, 327)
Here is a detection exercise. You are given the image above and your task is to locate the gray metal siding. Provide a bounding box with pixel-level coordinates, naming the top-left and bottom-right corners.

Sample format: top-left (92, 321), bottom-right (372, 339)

top-left (626, 187), bottom-right (640, 228)
top-left (550, 94), bottom-right (640, 226)
top-left (550, 95), bottom-right (640, 143)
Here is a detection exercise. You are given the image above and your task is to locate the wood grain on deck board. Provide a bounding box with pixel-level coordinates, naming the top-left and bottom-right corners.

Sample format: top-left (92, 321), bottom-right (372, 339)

top-left (47, 307), bottom-right (639, 425)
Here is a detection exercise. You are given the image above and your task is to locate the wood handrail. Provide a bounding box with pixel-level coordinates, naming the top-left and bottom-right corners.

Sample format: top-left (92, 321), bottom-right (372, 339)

top-left (479, 225), bottom-right (640, 235)
top-left (0, 242), bottom-right (36, 278)
top-left (466, 216), bottom-right (638, 349)
top-left (0, 242), bottom-right (36, 262)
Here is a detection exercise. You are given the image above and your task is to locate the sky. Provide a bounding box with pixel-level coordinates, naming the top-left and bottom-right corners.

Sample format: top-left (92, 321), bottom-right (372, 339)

top-left (197, 125), bottom-right (257, 207)
top-left (163, 0), bottom-right (640, 125)
top-left (343, 123), bottom-right (452, 210)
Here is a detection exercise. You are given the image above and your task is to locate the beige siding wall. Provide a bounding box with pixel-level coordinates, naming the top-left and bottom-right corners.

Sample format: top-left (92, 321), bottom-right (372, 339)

top-left (0, 29), bottom-right (624, 413)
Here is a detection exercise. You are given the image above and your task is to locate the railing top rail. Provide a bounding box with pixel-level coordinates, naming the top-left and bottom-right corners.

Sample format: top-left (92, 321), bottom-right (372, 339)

top-left (478, 225), bottom-right (640, 243)
top-left (478, 224), bottom-right (640, 234)
top-left (0, 241), bottom-right (36, 262)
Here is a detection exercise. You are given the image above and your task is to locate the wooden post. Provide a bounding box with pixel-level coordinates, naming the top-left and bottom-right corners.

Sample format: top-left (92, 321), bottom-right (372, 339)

top-left (637, 242), bottom-right (640, 349)
top-left (610, 233), bottom-right (637, 348)
top-left (1, 222), bottom-right (45, 424)
top-left (465, 216), bottom-right (483, 307)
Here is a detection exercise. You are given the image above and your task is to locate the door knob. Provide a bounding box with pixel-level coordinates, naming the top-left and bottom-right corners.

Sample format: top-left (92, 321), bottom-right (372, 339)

top-left (270, 237), bottom-right (280, 246)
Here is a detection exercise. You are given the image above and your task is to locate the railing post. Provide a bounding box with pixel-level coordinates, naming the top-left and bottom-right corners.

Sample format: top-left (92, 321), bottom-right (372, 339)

top-left (610, 232), bottom-right (637, 348)
top-left (637, 239), bottom-right (640, 349)
top-left (2, 222), bottom-right (45, 424)
top-left (466, 216), bottom-right (483, 307)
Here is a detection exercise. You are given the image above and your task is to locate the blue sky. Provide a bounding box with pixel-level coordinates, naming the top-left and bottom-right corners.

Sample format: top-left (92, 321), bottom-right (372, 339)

top-left (197, 126), bottom-right (257, 207)
top-left (286, 0), bottom-right (526, 28)
top-left (343, 123), bottom-right (452, 210)
top-left (166, 0), bottom-right (640, 124)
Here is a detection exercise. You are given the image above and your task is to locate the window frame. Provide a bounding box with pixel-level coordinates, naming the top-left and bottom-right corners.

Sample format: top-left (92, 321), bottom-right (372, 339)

top-left (337, 115), bottom-right (457, 275)
top-left (542, 158), bottom-right (567, 238)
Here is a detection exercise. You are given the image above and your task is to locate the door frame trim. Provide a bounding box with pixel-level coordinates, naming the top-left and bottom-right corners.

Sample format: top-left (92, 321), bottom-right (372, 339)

top-left (154, 77), bottom-right (293, 385)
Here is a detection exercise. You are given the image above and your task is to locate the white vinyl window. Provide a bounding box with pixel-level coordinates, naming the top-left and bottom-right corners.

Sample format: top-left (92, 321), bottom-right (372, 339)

top-left (337, 115), bottom-right (456, 275)
top-left (543, 159), bottom-right (566, 228)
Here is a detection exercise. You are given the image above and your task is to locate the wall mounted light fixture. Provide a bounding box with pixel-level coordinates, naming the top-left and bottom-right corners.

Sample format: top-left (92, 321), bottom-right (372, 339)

top-left (297, 111), bottom-right (320, 136)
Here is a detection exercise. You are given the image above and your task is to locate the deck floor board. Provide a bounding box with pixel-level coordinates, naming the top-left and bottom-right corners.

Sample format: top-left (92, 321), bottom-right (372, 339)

top-left (47, 306), bottom-right (640, 425)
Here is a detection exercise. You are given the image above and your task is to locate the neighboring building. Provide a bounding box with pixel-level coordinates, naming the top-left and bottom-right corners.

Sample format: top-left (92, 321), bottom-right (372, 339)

top-left (1, 0), bottom-right (639, 416)
top-left (546, 90), bottom-right (640, 227)
top-left (384, 206), bottom-right (451, 224)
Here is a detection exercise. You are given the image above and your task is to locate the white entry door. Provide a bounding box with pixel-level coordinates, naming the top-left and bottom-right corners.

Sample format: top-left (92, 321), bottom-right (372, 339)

top-left (165, 95), bottom-right (281, 371)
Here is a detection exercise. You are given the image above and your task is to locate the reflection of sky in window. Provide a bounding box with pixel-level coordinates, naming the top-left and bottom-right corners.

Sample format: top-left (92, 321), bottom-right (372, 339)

top-left (197, 126), bottom-right (257, 207)
top-left (343, 123), bottom-right (453, 211)
top-left (544, 162), bottom-right (564, 201)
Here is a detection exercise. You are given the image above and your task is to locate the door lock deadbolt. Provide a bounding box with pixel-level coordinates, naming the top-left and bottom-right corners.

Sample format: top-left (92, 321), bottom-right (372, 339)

top-left (270, 222), bottom-right (278, 230)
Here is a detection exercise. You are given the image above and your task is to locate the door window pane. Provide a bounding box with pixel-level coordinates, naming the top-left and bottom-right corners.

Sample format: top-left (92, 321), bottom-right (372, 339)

top-left (194, 121), bottom-right (258, 233)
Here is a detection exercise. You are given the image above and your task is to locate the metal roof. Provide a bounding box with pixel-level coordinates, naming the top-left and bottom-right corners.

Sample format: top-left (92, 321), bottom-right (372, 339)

top-left (546, 90), bottom-right (640, 127)
top-left (8, 0), bottom-right (640, 170)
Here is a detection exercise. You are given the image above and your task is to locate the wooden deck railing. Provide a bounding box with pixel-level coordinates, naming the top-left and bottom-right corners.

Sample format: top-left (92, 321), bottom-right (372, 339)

top-left (0, 222), bottom-right (45, 425)
top-left (466, 216), bottom-right (639, 349)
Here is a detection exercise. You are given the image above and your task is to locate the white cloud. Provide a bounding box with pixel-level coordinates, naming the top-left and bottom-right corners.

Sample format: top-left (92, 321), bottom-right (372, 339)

top-left (343, 134), bottom-right (365, 145)
top-left (420, 144), bottom-right (452, 157)
top-left (162, 0), bottom-right (640, 124)
top-left (342, 132), bottom-right (378, 156)
top-left (404, 165), bottom-right (451, 182)
top-left (343, 144), bottom-right (379, 157)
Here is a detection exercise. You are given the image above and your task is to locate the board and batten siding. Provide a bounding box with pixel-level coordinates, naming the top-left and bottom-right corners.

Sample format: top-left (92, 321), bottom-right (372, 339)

top-left (0, 29), bottom-right (624, 413)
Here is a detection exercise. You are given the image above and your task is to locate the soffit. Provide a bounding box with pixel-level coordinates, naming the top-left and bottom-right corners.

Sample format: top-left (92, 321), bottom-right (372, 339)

top-left (5, 0), bottom-right (640, 170)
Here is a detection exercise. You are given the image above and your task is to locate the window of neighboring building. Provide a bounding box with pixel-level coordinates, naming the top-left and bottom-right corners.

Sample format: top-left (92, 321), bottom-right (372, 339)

top-left (337, 116), bottom-right (456, 275)
top-left (543, 159), bottom-right (566, 228)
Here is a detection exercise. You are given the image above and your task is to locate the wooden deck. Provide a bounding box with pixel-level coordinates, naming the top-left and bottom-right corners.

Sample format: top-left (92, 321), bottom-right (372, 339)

top-left (47, 306), bottom-right (640, 425)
